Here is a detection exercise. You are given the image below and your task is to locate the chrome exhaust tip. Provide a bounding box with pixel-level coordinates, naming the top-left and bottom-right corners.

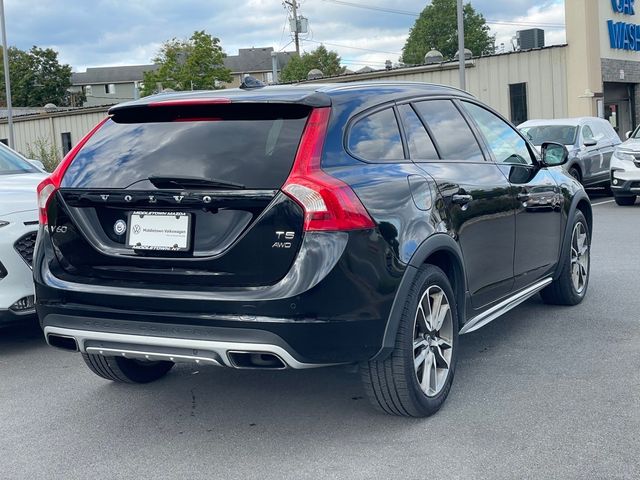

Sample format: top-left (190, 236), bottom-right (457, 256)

top-left (227, 351), bottom-right (287, 370)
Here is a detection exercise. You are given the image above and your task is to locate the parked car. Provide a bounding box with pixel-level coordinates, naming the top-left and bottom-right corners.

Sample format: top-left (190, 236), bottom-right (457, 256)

top-left (0, 143), bottom-right (47, 325)
top-left (518, 117), bottom-right (620, 188)
top-left (609, 127), bottom-right (640, 205)
top-left (35, 83), bottom-right (592, 417)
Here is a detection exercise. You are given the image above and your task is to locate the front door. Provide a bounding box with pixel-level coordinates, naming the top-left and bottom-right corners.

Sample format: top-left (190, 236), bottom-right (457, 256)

top-left (459, 100), bottom-right (563, 291)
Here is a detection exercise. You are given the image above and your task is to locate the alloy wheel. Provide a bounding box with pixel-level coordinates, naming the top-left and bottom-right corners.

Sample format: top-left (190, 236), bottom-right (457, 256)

top-left (413, 286), bottom-right (454, 397)
top-left (570, 221), bottom-right (589, 294)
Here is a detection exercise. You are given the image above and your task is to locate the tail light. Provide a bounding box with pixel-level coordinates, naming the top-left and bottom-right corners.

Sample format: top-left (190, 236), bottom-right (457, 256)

top-left (283, 108), bottom-right (375, 231)
top-left (37, 118), bottom-right (108, 225)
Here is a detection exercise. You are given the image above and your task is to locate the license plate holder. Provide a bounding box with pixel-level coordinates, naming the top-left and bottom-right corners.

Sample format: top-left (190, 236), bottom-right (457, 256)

top-left (126, 211), bottom-right (191, 252)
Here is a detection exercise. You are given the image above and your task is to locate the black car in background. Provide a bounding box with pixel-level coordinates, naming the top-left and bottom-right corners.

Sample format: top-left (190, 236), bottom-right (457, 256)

top-left (34, 82), bottom-right (592, 417)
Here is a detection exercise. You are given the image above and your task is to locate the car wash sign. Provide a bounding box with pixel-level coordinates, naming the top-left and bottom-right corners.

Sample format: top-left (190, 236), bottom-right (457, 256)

top-left (608, 0), bottom-right (640, 50)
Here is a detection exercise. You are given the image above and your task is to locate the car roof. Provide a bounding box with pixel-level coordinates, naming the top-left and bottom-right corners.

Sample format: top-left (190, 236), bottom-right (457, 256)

top-left (518, 117), bottom-right (606, 128)
top-left (109, 81), bottom-right (473, 114)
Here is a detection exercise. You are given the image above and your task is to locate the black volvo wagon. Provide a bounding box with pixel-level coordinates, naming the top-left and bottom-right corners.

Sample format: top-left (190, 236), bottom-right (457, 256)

top-left (35, 82), bottom-right (591, 416)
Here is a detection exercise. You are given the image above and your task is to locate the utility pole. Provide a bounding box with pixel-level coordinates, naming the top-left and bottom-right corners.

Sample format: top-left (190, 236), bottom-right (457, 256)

top-left (285, 0), bottom-right (300, 55)
top-left (0, 0), bottom-right (14, 149)
top-left (456, 0), bottom-right (466, 91)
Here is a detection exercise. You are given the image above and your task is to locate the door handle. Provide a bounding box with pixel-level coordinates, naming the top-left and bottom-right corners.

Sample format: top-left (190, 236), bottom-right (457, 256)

top-left (452, 194), bottom-right (473, 205)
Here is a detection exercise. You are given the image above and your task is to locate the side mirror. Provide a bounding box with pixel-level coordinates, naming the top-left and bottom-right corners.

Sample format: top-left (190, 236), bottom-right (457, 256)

top-left (626, 131), bottom-right (632, 139)
top-left (541, 141), bottom-right (569, 167)
top-left (583, 139), bottom-right (597, 147)
top-left (28, 159), bottom-right (46, 171)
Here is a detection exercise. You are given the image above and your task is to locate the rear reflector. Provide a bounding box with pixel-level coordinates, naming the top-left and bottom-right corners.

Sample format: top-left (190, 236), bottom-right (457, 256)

top-left (36, 117), bottom-right (109, 225)
top-left (282, 108), bottom-right (375, 231)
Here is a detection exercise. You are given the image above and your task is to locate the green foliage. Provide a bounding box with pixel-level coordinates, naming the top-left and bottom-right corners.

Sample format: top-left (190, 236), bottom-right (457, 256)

top-left (280, 45), bottom-right (345, 83)
top-left (401, 0), bottom-right (495, 64)
top-left (24, 137), bottom-right (61, 172)
top-left (141, 30), bottom-right (232, 96)
top-left (0, 46), bottom-right (73, 107)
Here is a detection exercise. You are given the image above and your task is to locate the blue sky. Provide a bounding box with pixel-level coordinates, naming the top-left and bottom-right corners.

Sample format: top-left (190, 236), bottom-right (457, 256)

top-left (3, 0), bottom-right (565, 71)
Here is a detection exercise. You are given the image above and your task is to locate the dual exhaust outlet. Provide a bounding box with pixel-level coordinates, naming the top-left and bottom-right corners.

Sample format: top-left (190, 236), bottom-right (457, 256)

top-left (46, 332), bottom-right (287, 370)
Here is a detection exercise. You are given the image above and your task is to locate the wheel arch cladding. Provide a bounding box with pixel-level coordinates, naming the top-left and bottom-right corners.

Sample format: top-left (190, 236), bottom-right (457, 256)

top-left (576, 198), bottom-right (593, 236)
top-left (372, 234), bottom-right (466, 361)
top-left (555, 191), bottom-right (592, 280)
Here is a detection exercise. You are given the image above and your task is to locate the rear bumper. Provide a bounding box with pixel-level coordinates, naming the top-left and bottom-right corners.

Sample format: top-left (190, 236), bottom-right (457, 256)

top-left (44, 324), bottom-right (330, 369)
top-left (35, 229), bottom-right (406, 364)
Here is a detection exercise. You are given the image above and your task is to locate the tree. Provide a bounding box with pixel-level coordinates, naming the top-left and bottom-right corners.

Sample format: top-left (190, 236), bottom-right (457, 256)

top-left (401, 0), bottom-right (495, 64)
top-left (142, 30), bottom-right (232, 96)
top-left (280, 45), bottom-right (345, 83)
top-left (0, 46), bottom-right (73, 107)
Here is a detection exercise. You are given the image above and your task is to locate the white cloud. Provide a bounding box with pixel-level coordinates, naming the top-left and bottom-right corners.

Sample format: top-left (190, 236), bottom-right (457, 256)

top-left (3, 0), bottom-right (569, 71)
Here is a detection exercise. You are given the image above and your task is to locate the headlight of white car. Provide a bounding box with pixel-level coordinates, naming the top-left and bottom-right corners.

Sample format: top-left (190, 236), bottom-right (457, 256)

top-left (0, 220), bottom-right (10, 228)
top-left (613, 150), bottom-right (636, 162)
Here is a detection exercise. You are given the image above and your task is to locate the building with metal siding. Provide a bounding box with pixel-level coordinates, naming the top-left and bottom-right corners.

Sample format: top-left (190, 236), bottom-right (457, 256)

top-left (305, 45), bottom-right (569, 124)
top-left (0, 107), bottom-right (108, 160)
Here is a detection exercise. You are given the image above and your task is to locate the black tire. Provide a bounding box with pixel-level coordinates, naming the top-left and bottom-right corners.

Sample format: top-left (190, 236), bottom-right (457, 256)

top-left (361, 264), bottom-right (458, 417)
top-left (540, 211), bottom-right (590, 306)
top-left (568, 167), bottom-right (582, 184)
top-left (82, 353), bottom-right (174, 383)
top-left (614, 195), bottom-right (636, 206)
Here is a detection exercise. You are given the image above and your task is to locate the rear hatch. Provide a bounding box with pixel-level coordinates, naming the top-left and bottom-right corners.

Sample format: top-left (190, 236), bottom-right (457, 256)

top-left (47, 101), bottom-right (310, 288)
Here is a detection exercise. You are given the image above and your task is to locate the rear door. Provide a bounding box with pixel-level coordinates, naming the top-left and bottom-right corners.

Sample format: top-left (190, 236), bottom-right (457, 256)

top-left (407, 99), bottom-right (516, 309)
top-left (49, 102), bottom-right (311, 288)
top-left (460, 101), bottom-right (563, 290)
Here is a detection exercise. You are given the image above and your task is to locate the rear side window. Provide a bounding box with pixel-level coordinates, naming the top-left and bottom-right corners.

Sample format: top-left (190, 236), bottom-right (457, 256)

top-left (397, 104), bottom-right (439, 160)
top-left (61, 104), bottom-right (310, 189)
top-left (348, 108), bottom-right (404, 162)
top-left (413, 100), bottom-right (484, 162)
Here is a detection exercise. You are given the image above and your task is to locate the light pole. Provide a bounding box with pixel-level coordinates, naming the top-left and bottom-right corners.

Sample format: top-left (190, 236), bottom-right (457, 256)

top-left (457, 0), bottom-right (466, 91)
top-left (0, 0), bottom-right (14, 149)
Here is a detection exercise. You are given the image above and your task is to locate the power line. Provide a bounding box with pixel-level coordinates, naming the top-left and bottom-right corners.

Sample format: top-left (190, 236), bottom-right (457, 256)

top-left (305, 38), bottom-right (401, 56)
top-left (320, 0), bottom-right (565, 28)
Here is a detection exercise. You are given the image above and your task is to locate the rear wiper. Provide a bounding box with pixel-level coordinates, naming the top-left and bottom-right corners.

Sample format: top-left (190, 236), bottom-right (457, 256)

top-left (147, 175), bottom-right (245, 190)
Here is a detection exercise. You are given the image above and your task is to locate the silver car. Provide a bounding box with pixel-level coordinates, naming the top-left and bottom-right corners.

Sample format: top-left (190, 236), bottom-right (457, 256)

top-left (519, 117), bottom-right (620, 188)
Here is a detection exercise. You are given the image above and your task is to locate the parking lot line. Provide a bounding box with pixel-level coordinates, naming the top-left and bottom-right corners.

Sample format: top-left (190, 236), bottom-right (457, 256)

top-left (592, 199), bottom-right (615, 206)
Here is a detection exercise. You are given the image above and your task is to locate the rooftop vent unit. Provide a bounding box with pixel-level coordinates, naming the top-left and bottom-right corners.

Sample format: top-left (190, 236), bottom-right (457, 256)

top-left (516, 28), bottom-right (545, 50)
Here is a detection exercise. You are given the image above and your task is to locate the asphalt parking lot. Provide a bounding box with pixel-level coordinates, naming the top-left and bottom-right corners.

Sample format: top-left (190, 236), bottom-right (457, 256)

top-left (1, 192), bottom-right (638, 480)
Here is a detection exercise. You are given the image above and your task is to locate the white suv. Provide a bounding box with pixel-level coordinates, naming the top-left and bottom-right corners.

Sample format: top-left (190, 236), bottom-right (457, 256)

top-left (0, 144), bottom-right (46, 325)
top-left (611, 129), bottom-right (640, 206)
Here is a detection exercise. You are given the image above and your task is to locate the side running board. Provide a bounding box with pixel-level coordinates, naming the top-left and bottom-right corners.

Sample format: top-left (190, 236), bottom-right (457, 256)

top-left (459, 278), bottom-right (553, 334)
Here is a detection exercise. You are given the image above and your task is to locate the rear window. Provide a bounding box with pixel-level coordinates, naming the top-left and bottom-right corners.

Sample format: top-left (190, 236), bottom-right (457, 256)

top-left (61, 104), bottom-right (310, 189)
top-left (519, 125), bottom-right (577, 146)
top-left (0, 145), bottom-right (38, 175)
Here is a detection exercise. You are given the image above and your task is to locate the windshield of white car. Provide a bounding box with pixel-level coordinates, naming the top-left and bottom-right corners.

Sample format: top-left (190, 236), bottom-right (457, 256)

top-left (519, 125), bottom-right (577, 146)
top-left (0, 145), bottom-right (39, 175)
